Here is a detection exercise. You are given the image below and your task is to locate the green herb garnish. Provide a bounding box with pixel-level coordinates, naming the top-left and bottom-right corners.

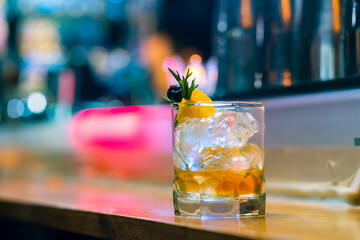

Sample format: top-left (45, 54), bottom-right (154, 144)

top-left (164, 68), bottom-right (199, 103)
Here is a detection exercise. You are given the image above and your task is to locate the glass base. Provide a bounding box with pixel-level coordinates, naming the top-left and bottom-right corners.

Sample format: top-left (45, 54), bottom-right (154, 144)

top-left (173, 192), bottom-right (265, 217)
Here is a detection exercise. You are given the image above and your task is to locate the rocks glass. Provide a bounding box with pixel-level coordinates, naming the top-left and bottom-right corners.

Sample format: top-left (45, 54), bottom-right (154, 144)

top-left (172, 101), bottom-right (265, 217)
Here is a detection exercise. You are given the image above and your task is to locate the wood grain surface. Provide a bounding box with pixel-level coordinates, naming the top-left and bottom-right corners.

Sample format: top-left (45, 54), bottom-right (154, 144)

top-left (0, 178), bottom-right (359, 240)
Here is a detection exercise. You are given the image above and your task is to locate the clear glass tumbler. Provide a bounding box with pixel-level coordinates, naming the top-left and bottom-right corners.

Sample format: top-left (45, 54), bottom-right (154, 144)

top-left (171, 101), bottom-right (265, 217)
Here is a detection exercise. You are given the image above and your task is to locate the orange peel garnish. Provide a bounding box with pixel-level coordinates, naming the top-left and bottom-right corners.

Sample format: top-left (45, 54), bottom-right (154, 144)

top-left (177, 89), bottom-right (215, 124)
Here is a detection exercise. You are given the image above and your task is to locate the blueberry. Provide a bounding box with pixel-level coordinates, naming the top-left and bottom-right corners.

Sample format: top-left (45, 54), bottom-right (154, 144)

top-left (167, 85), bottom-right (182, 102)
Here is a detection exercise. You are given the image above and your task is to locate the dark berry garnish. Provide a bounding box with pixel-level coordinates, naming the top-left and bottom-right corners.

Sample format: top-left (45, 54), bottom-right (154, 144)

top-left (163, 68), bottom-right (198, 103)
top-left (167, 85), bottom-right (182, 102)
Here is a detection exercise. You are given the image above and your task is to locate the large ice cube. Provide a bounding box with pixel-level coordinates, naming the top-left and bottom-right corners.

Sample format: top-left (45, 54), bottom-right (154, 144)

top-left (175, 110), bottom-right (260, 170)
top-left (200, 143), bottom-right (263, 170)
top-left (212, 111), bottom-right (259, 148)
top-left (175, 116), bottom-right (213, 170)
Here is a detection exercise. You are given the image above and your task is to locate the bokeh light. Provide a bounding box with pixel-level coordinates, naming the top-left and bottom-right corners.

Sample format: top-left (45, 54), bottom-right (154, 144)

top-left (162, 56), bottom-right (185, 86)
top-left (162, 54), bottom-right (218, 97)
top-left (7, 99), bottom-right (25, 119)
top-left (186, 54), bottom-right (206, 90)
top-left (28, 92), bottom-right (47, 114)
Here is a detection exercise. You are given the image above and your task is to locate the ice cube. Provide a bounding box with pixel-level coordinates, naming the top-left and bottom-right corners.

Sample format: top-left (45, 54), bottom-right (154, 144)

top-left (241, 143), bottom-right (264, 170)
top-left (199, 143), bottom-right (264, 170)
top-left (175, 110), bottom-right (260, 170)
top-left (175, 117), bottom-right (213, 169)
top-left (232, 143), bottom-right (264, 170)
top-left (234, 112), bottom-right (259, 144)
top-left (210, 111), bottom-right (259, 148)
top-left (200, 146), bottom-right (232, 170)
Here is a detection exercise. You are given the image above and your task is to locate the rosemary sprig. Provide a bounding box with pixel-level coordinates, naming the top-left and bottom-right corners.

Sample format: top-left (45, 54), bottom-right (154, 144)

top-left (167, 68), bottom-right (199, 100)
top-left (163, 96), bottom-right (175, 103)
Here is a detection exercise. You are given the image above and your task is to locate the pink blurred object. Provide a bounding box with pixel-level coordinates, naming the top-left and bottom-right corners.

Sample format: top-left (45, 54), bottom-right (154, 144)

top-left (69, 105), bottom-right (173, 180)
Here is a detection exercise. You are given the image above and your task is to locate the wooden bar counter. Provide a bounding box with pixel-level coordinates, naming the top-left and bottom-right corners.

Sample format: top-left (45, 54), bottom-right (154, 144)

top-left (0, 177), bottom-right (359, 240)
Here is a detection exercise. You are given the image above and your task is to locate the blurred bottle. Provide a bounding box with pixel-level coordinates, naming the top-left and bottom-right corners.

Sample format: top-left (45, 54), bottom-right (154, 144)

top-left (308, 0), bottom-right (359, 81)
top-left (215, 0), bottom-right (258, 96)
top-left (214, 0), bottom-right (360, 96)
top-left (347, 0), bottom-right (360, 75)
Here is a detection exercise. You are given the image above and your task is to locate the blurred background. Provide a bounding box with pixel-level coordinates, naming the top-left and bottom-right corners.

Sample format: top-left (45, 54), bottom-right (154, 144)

top-left (1, 0), bottom-right (359, 124)
top-left (0, 0), bottom-right (217, 123)
top-left (0, 0), bottom-right (360, 185)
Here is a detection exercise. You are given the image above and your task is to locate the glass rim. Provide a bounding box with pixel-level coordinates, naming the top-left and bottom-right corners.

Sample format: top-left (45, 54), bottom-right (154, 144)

top-left (171, 101), bottom-right (264, 108)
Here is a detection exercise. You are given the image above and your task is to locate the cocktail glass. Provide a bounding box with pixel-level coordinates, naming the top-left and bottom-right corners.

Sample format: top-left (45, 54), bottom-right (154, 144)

top-left (172, 101), bottom-right (265, 217)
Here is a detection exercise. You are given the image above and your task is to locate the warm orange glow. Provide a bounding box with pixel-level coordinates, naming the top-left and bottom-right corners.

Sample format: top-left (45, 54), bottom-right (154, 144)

top-left (0, 147), bottom-right (21, 170)
top-left (281, 0), bottom-right (291, 25)
top-left (140, 33), bottom-right (174, 98)
top-left (186, 63), bottom-right (206, 89)
top-left (282, 70), bottom-right (292, 87)
top-left (240, 0), bottom-right (253, 29)
top-left (332, 0), bottom-right (341, 33)
top-left (189, 54), bottom-right (202, 63)
top-left (187, 55), bottom-right (206, 93)
top-left (20, 19), bottom-right (60, 54)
